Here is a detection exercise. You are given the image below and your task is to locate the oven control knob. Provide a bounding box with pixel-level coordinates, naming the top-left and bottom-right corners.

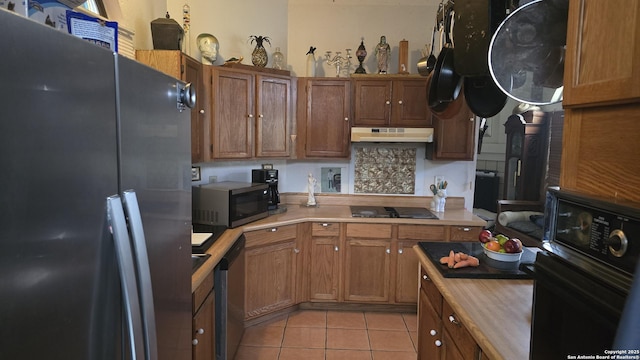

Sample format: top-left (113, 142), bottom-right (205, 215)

top-left (607, 229), bottom-right (628, 258)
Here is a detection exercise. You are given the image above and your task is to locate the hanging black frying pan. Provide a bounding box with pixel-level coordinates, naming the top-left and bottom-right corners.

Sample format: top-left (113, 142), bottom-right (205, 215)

top-left (429, 3), bottom-right (463, 112)
top-left (464, 75), bottom-right (507, 118)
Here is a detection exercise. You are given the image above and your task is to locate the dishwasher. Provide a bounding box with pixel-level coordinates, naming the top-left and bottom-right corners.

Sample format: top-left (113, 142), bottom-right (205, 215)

top-left (214, 235), bottom-right (245, 360)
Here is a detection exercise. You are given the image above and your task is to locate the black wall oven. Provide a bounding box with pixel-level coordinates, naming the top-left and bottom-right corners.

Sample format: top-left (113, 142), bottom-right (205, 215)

top-left (525, 189), bottom-right (640, 359)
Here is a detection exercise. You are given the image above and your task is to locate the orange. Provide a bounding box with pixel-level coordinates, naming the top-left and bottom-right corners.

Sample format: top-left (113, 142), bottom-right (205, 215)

top-left (485, 240), bottom-right (502, 252)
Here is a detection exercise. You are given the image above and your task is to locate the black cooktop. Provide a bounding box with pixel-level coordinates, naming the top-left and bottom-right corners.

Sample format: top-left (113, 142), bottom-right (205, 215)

top-left (350, 206), bottom-right (439, 219)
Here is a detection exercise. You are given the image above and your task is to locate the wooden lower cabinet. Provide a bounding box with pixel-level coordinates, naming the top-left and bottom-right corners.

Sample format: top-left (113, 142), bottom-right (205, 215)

top-left (192, 272), bottom-right (214, 360)
top-left (244, 225), bottom-right (299, 319)
top-left (344, 224), bottom-right (392, 302)
top-left (309, 222), bottom-right (341, 301)
top-left (419, 264), bottom-right (481, 360)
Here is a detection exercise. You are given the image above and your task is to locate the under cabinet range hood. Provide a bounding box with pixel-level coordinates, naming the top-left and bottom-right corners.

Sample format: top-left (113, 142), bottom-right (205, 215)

top-left (351, 127), bottom-right (434, 143)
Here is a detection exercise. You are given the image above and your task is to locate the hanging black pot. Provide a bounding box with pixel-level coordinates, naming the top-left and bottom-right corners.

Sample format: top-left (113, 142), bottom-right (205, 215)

top-left (464, 75), bottom-right (507, 118)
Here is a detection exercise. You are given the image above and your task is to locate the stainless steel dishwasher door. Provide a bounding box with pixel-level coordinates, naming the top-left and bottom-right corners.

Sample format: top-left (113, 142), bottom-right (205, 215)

top-left (214, 235), bottom-right (246, 360)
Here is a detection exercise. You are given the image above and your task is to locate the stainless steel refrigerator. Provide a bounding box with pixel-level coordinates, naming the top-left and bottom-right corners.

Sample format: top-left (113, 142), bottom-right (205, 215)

top-left (0, 9), bottom-right (195, 360)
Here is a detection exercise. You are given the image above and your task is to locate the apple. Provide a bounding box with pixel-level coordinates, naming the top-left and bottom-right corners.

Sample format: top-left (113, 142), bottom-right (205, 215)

top-left (503, 238), bottom-right (523, 253)
top-left (478, 229), bottom-right (493, 243)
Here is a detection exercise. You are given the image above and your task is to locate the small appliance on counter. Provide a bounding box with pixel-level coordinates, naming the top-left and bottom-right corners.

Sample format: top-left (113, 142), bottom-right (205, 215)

top-left (193, 181), bottom-right (269, 228)
top-left (252, 169), bottom-right (281, 211)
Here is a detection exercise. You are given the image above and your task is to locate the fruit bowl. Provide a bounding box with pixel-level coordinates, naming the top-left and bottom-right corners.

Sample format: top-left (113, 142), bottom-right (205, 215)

top-left (482, 245), bottom-right (523, 262)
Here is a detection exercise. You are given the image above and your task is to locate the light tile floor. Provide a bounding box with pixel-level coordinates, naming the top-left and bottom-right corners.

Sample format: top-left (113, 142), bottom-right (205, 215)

top-left (235, 309), bottom-right (418, 360)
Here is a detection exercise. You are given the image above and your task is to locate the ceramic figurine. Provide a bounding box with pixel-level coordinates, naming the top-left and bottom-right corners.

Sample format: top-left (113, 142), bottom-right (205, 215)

top-left (374, 35), bottom-right (391, 74)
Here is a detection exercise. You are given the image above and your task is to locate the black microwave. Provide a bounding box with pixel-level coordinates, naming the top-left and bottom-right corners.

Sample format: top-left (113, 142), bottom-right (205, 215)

top-left (192, 181), bottom-right (269, 228)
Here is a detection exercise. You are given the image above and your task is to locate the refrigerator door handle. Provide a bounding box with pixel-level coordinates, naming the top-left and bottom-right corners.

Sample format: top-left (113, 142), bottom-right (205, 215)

top-left (106, 195), bottom-right (145, 360)
top-left (122, 190), bottom-right (158, 360)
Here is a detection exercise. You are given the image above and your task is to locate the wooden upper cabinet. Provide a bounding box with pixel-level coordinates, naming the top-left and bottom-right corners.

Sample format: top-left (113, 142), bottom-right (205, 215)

top-left (563, 0), bottom-right (640, 107)
top-left (135, 50), bottom-right (206, 163)
top-left (210, 68), bottom-right (254, 159)
top-left (426, 106), bottom-right (475, 161)
top-left (297, 78), bottom-right (351, 158)
top-left (255, 75), bottom-right (291, 158)
top-left (353, 77), bottom-right (431, 127)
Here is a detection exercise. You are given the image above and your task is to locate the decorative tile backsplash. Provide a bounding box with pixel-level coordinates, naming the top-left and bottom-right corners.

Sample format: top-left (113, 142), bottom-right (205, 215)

top-left (354, 147), bottom-right (416, 194)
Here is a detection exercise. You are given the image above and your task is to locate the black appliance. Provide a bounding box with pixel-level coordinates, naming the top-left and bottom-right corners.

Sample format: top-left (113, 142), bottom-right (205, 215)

top-left (214, 235), bottom-right (245, 360)
top-left (192, 181), bottom-right (269, 228)
top-left (350, 206), bottom-right (439, 219)
top-left (524, 189), bottom-right (640, 359)
top-left (252, 169), bottom-right (280, 210)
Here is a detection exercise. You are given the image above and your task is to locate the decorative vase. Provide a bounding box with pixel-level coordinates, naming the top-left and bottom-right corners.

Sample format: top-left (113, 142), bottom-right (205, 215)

top-left (355, 39), bottom-right (367, 74)
top-left (250, 35), bottom-right (270, 67)
top-left (272, 47), bottom-right (284, 69)
top-left (306, 46), bottom-right (317, 77)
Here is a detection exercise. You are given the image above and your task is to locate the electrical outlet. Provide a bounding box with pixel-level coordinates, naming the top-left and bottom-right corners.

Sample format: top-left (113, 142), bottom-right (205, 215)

top-left (209, 176), bottom-right (217, 183)
top-left (434, 176), bottom-right (445, 187)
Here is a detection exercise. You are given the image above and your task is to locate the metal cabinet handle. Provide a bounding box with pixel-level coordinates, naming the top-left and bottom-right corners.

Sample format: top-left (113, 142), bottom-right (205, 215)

top-left (430, 329), bottom-right (437, 336)
top-left (423, 275), bottom-right (428, 280)
top-left (197, 328), bottom-right (205, 335)
top-left (334, 246), bottom-right (339, 252)
top-left (192, 339), bottom-right (199, 346)
top-left (386, 248), bottom-right (391, 254)
top-left (344, 117), bottom-right (349, 121)
top-left (398, 249), bottom-right (403, 254)
top-left (259, 114), bottom-right (264, 118)
top-left (294, 248), bottom-right (300, 254)
top-left (248, 114), bottom-right (253, 118)
top-left (322, 223), bottom-right (330, 227)
top-left (269, 228), bottom-right (277, 232)
top-left (385, 100), bottom-right (391, 105)
top-left (448, 315), bottom-right (460, 325)
top-left (459, 227), bottom-right (471, 232)
top-left (199, 109), bottom-right (205, 114)
top-left (398, 100), bottom-right (403, 105)
top-left (435, 340), bottom-right (442, 347)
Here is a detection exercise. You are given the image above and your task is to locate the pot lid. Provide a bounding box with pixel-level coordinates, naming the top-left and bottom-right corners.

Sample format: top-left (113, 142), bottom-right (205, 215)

top-left (488, 0), bottom-right (568, 105)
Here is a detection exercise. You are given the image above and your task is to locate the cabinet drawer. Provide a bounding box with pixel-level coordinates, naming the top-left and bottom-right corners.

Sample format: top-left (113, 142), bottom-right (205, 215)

top-left (420, 266), bottom-right (442, 317)
top-left (346, 223), bottom-right (392, 238)
top-left (442, 299), bottom-right (479, 360)
top-left (193, 271), bottom-right (214, 313)
top-left (398, 224), bottom-right (445, 241)
top-left (312, 222), bottom-right (340, 236)
top-left (244, 224), bottom-right (297, 248)
top-left (449, 226), bottom-right (483, 242)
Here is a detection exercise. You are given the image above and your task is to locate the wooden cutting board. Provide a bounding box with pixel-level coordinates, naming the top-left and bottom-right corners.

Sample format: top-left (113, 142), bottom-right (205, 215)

top-left (191, 232), bottom-right (213, 247)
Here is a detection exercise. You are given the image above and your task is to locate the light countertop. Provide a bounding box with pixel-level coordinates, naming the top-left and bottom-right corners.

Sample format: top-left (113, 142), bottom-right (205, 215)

top-left (414, 245), bottom-right (533, 360)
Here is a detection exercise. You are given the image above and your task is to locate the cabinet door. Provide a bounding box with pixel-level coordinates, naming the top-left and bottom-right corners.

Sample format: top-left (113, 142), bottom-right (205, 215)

top-left (427, 108), bottom-right (475, 160)
top-left (245, 237), bottom-right (298, 319)
top-left (563, 0), bottom-right (640, 107)
top-left (184, 56), bottom-right (205, 163)
top-left (418, 288), bottom-right (443, 360)
top-left (309, 222), bottom-right (341, 302)
top-left (192, 291), bottom-right (214, 360)
top-left (392, 79), bottom-right (432, 127)
top-left (255, 75), bottom-right (291, 157)
top-left (395, 240), bottom-right (420, 303)
top-left (344, 224), bottom-right (392, 302)
top-left (211, 69), bottom-right (253, 159)
top-left (442, 299), bottom-right (480, 360)
top-left (353, 80), bottom-right (392, 126)
top-left (299, 79), bottom-right (351, 158)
